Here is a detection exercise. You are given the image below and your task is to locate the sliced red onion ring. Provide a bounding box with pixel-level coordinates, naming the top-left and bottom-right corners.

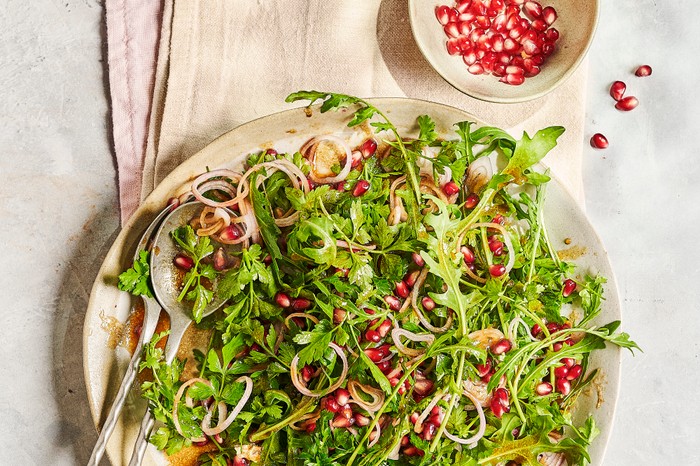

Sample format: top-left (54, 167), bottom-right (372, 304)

top-left (290, 343), bottom-right (348, 397)
top-left (347, 380), bottom-right (385, 412)
top-left (191, 169), bottom-right (247, 208)
top-left (414, 392), bottom-right (445, 434)
top-left (301, 135), bottom-right (353, 184)
top-left (172, 377), bottom-right (212, 443)
top-left (201, 376), bottom-right (253, 436)
top-left (367, 421), bottom-right (382, 448)
top-left (508, 316), bottom-right (537, 343)
top-left (391, 327), bottom-right (435, 357)
top-left (283, 313), bottom-right (320, 328)
top-left (443, 389), bottom-right (486, 448)
top-left (410, 268), bottom-right (454, 333)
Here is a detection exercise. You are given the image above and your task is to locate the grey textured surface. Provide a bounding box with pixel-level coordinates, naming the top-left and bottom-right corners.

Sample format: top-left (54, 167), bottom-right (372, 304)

top-left (0, 0), bottom-right (698, 465)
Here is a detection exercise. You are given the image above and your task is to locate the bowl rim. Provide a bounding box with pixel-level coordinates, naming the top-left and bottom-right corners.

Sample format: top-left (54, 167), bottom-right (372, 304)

top-left (408, 0), bottom-right (601, 104)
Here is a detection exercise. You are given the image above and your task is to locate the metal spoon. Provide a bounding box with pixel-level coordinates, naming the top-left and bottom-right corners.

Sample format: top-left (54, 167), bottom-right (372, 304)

top-left (87, 205), bottom-right (172, 466)
top-left (128, 201), bottom-right (230, 466)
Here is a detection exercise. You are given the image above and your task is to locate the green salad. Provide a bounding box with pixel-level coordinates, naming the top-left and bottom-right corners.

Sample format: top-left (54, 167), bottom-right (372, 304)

top-left (119, 92), bottom-right (637, 466)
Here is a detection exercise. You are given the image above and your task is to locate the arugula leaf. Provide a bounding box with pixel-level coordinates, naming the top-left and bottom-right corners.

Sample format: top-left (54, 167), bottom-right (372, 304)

top-left (503, 127), bottom-right (565, 183)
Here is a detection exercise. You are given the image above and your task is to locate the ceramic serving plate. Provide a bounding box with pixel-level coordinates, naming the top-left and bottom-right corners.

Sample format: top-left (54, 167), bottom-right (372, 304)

top-left (83, 98), bottom-right (621, 465)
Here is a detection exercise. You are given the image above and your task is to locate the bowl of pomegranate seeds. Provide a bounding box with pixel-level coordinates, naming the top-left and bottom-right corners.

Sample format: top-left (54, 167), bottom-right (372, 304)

top-left (409, 0), bottom-right (599, 103)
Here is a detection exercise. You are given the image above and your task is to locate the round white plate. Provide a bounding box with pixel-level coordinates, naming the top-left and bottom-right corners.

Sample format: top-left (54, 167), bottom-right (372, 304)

top-left (84, 98), bottom-right (620, 465)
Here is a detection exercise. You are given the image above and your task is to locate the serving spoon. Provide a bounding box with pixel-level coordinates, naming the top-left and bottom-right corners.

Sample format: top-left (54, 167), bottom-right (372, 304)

top-left (87, 205), bottom-right (173, 466)
top-left (128, 201), bottom-right (230, 466)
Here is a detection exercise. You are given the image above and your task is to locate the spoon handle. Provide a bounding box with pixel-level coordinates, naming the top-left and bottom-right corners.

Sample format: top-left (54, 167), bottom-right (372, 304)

top-left (86, 296), bottom-right (161, 466)
top-left (127, 312), bottom-right (193, 466)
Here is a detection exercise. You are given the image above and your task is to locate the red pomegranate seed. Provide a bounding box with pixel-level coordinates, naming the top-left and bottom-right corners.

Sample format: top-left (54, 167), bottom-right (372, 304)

top-left (542, 6), bottom-right (557, 25)
top-left (465, 193), bottom-right (480, 208)
top-left (609, 80), bottom-right (626, 101)
top-left (489, 264), bottom-right (506, 277)
top-left (360, 139), bottom-right (378, 158)
top-left (456, 0), bottom-right (471, 14)
top-left (544, 27), bottom-right (559, 41)
top-left (331, 414), bottom-right (354, 428)
top-left (491, 338), bottom-right (512, 355)
top-left (414, 378), bottom-right (435, 395)
top-left (590, 133), bottom-right (608, 149)
top-left (442, 180), bottom-right (460, 196)
top-left (275, 292), bottom-right (291, 308)
top-left (422, 422), bottom-right (437, 440)
top-left (174, 254), bottom-right (194, 271)
top-left (364, 347), bottom-right (383, 362)
top-left (490, 397), bottom-right (506, 418)
top-left (354, 413), bottom-right (370, 427)
top-left (377, 319), bottom-right (392, 338)
top-left (562, 278), bottom-right (577, 297)
top-left (384, 295), bottom-right (401, 311)
top-left (615, 96), bottom-right (639, 111)
top-left (532, 18), bottom-right (547, 31)
top-left (556, 378), bottom-right (571, 395)
top-left (403, 446), bottom-right (423, 457)
top-left (422, 296), bottom-right (436, 311)
top-left (301, 365), bottom-right (315, 382)
top-left (324, 396), bottom-right (340, 413)
top-left (506, 65), bottom-right (524, 75)
top-left (429, 411), bottom-right (444, 427)
top-left (350, 151), bottom-right (363, 169)
top-left (635, 65), bottom-right (652, 77)
top-left (476, 360), bottom-right (492, 377)
top-left (435, 5), bottom-right (451, 25)
top-left (305, 421), bottom-right (316, 433)
top-left (396, 280), bottom-right (410, 298)
top-left (352, 180), bottom-right (370, 197)
top-left (523, 1), bottom-right (542, 18)
top-left (468, 63), bottom-right (485, 75)
top-left (365, 329), bottom-right (381, 343)
top-left (405, 270), bottom-right (421, 288)
top-left (561, 357), bottom-right (575, 368)
top-left (489, 240), bottom-right (504, 256)
top-left (412, 251), bottom-right (425, 267)
top-left (535, 381), bottom-right (553, 396)
top-left (446, 38), bottom-right (461, 55)
top-left (410, 412), bottom-right (419, 424)
top-left (292, 298), bottom-right (311, 311)
top-left (444, 22), bottom-right (460, 38)
top-left (333, 307), bottom-right (346, 324)
top-left (335, 388), bottom-right (350, 406)
top-left (531, 323), bottom-right (541, 337)
top-left (566, 364), bottom-right (583, 380)
top-left (553, 365), bottom-right (569, 379)
top-left (552, 342), bottom-right (563, 352)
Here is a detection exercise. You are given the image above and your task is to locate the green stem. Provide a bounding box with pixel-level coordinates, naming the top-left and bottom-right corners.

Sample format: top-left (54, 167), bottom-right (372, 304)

top-left (249, 396), bottom-right (316, 442)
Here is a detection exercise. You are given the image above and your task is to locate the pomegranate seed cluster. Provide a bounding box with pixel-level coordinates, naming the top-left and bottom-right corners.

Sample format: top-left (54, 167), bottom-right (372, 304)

top-left (435, 0), bottom-right (560, 85)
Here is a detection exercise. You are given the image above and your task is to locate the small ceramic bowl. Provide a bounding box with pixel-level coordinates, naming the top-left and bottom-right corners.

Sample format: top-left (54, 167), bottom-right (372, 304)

top-left (409, 0), bottom-right (599, 103)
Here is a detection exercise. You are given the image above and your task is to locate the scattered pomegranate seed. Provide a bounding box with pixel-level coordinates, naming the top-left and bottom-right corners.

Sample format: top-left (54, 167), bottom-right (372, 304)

top-left (384, 295), bottom-right (401, 311)
top-left (305, 421), bottom-right (317, 433)
top-left (556, 378), bottom-right (571, 396)
top-left (553, 365), bottom-right (569, 379)
top-left (377, 320), bottom-right (393, 338)
top-left (301, 365), bottom-right (315, 382)
top-left (489, 264), bottom-right (507, 277)
top-left (405, 270), bottom-right (421, 288)
top-left (324, 396), bottom-right (340, 413)
top-left (354, 413), bottom-right (371, 427)
top-left (615, 96), bottom-right (639, 111)
top-left (442, 180), bottom-right (460, 196)
top-left (552, 342), bottom-right (564, 352)
top-left (422, 422), bottom-right (437, 440)
top-left (351, 151), bottom-right (363, 169)
top-left (609, 80), bottom-right (626, 101)
top-left (476, 360), bottom-right (492, 377)
top-left (410, 412), bottom-right (419, 424)
top-left (377, 360), bottom-right (391, 372)
top-left (491, 338), bottom-right (512, 355)
top-left (435, 5), bottom-right (452, 25)
top-left (541, 6), bottom-right (557, 24)
top-left (491, 214), bottom-right (505, 225)
top-left (535, 381), bottom-right (553, 396)
top-left (219, 224), bottom-right (242, 242)
top-left (364, 347), bottom-right (382, 362)
top-left (566, 364), bottom-right (583, 380)
top-left (414, 377), bottom-right (435, 395)
top-left (429, 411), bottom-right (444, 427)
top-left (403, 446), bottom-right (424, 457)
top-left (422, 296), bottom-right (436, 311)
top-left (461, 246), bottom-right (476, 263)
top-left (335, 388), bottom-right (350, 406)
top-left (531, 323), bottom-right (541, 337)
top-left (465, 193), bottom-right (480, 208)
top-left (590, 133), bottom-right (609, 149)
top-left (561, 357), bottom-right (575, 368)
top-left (546, 322), bottom-right (560, 333)
top-left (264, 148), bottom-right (278, 156)
top-left (396, 280), bottom-right (410, 298)
top-left (523, 1), bottom-right (542, 18)
top-left (490, 397), bottom-right (506, 418)
top-left (352, 180), bottom-right (370, 197)
top-left (291, 298), bottom-right (311, 311)
top-left (174, 254), bottom-right (194, 271)
top-left (275, 293), bottom-right (291, 308)
top-left (331, 414), bottom-right (354, 428)
top-left (562, 278), bottom-right (577, 297)
top-left (365, 329), bottom-right (381, 343)
top-left (412, 252), bottom-right (425, 267)
top-left (635, 65), bottom-right (652, 77)
top-left (360, 139), bottom-right (378, 158)
top-left (489, 239), bottom-right (505, 255)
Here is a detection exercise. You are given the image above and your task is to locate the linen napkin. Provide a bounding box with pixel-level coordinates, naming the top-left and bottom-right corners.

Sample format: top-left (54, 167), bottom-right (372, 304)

top-left (107, 0), bottom-right (588, 224)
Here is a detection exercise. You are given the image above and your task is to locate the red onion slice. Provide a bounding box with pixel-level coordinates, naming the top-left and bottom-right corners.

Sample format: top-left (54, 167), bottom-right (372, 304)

top-left (413, 392), bottom-right (445, 434)
top-left (410, 268), bottom-right (454, 333)
top-left (391, 327), bottom-right (435, 357)
top-left (290, 343), bottom-right (348, 397)
top-left (201, 376), bottom-right (253, 436)
top-left (443, 389), bottom-right (486, 448)
top-left (302, 135), bottom-right (353, 184)
top-left (172, 377), bottom-right (212, 443)
top-left (347, 380), bottom-right (385, 412)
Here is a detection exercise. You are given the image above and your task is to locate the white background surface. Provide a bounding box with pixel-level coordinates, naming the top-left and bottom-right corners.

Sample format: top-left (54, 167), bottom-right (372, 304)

top-left (1, 0), bottom-right (698, 465)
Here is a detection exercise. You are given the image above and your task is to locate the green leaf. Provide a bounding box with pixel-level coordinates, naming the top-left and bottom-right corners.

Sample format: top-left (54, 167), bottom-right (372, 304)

top-left (293, 320), bottom-right (334, 366)
top-left (118, 250), bottom-right (153, 298)
top-left (503, 126), bottom-right (565, 182)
